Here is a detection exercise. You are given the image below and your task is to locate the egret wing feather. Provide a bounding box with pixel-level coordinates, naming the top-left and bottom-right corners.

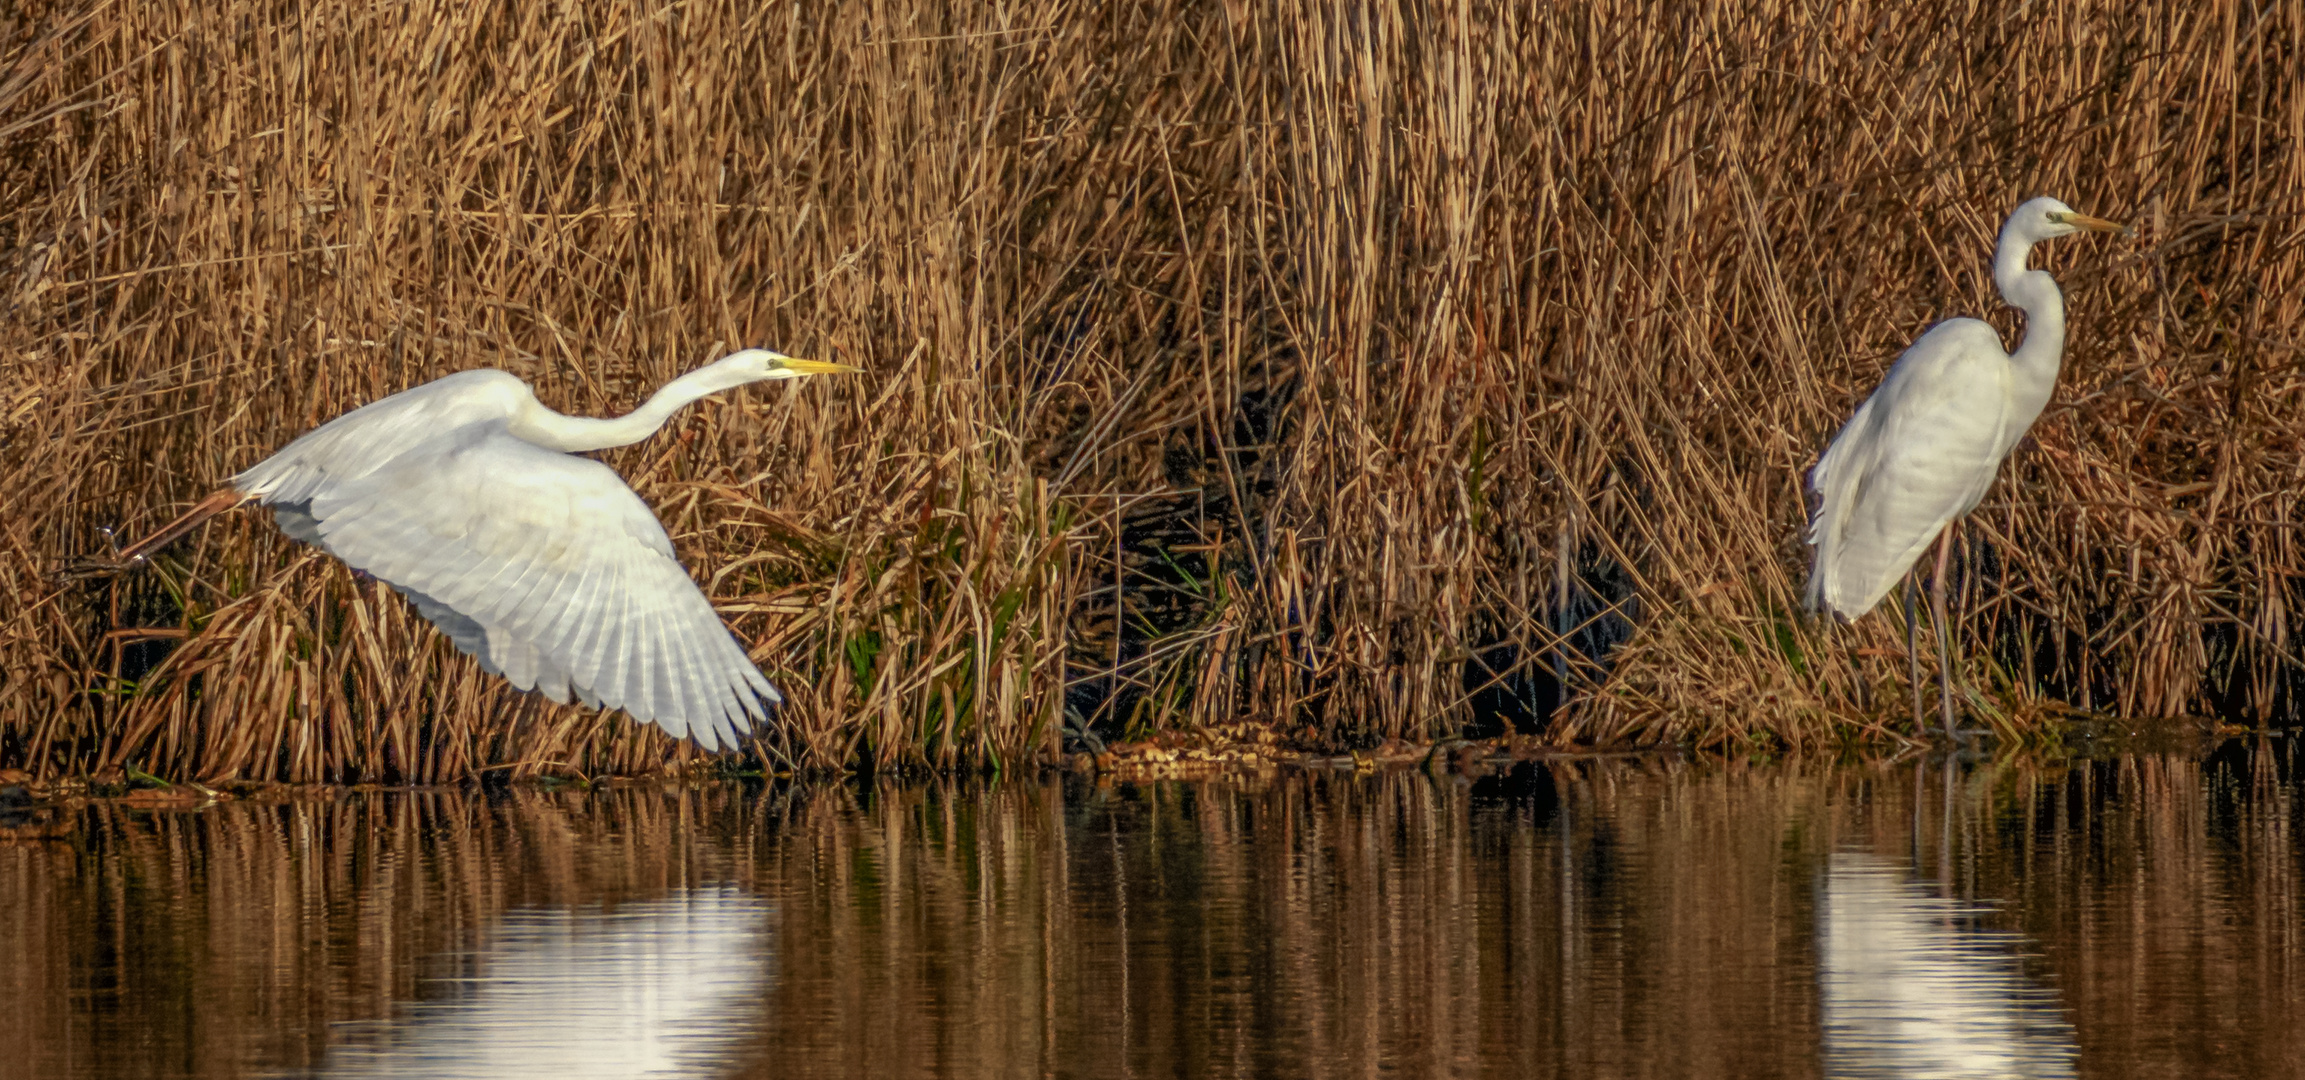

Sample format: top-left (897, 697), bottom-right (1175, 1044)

top-left (257, 422), bottom-right (778, 747)
top-left (1808, 320), bottom-right (2016, 618)
top-left (632, 605), bottom-right (666, 732)
top-left (273, 504), bottom-right (328, 547)
top-left (387, 582), bottom-right (491, 664)
top-left (235, 371), bottom-right (534, 504)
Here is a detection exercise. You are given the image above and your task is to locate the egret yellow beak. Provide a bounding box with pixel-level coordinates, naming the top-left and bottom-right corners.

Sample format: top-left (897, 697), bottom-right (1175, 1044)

top-left (774, 358), bottom-right (865, 376)
top-left (2051, 210), bottom-right (2125, 234)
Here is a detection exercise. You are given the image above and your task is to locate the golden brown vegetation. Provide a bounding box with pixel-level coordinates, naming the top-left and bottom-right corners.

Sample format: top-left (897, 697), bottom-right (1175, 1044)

top-left (0, 0), bottom-right (2299, 780)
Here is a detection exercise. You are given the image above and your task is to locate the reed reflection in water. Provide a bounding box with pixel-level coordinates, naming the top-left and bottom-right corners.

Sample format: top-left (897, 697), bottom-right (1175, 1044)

top-left (1, 743), bottom-right (2302, 1079)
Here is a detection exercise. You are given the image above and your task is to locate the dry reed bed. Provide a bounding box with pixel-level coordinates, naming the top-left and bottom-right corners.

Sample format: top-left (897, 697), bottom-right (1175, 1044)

top-left (0, 0), bottom-right (2298, 780)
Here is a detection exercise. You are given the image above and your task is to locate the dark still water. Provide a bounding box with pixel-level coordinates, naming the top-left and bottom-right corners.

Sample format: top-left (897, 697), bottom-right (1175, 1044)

top-left (3, 744), bottom-right (2303, 1079)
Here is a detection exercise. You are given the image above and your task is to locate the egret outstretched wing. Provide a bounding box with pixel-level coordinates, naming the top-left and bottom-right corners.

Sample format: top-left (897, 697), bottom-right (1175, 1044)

top-left (270, 424), bottom-right (779, 750)
top-left (237, 370), bottom-right (534, 506)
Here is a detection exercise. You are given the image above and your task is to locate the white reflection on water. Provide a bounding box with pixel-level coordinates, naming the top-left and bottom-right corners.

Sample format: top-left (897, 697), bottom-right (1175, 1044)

top-left (307, 886), bottom-right (772, 1080)
top-left (1820, 852), bottom-right (2078, 1079)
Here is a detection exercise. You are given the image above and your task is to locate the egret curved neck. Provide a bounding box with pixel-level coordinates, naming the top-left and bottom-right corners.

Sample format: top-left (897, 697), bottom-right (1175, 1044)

top-left (509, 365), bottom-right (759, 452)
top-left (1994, 233), bottom-right (2066, 388)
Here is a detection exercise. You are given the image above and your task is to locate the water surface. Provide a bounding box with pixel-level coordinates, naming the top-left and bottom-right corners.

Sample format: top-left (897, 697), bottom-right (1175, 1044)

top-left (3, 743), bottom-right (2301, 1078)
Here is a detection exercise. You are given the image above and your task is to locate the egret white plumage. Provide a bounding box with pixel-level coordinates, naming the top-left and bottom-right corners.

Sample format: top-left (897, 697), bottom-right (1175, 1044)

top-left (96, 348), bottom-right (859, 751)
top-left (1806, 196), bottom-right (2121, 735)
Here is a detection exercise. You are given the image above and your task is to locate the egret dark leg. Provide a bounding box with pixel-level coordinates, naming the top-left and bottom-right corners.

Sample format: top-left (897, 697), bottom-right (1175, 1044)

top-left (1929, 524), bottom-right (1959, 738)
top-left (55, 488), bottom-right (245, 584)
top-left (1848, 628), bottom-right (1872, 714)
top-left (116, 489), bottom-right (247, 565)
top-left (1904, 575), bottom-right (1925, 733)
top-left (62, 488), bottom-right (249, 580)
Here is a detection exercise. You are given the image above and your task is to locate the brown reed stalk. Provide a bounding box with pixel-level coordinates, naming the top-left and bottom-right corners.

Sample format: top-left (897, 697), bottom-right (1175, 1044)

top-left (1, 0), bottom-right (2299, 780)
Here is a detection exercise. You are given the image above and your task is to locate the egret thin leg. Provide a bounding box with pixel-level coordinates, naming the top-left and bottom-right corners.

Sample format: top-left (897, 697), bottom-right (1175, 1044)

top-left (113, 488), bottom-right (247, 567)
top-left (1903, 575), bottom-right (1925, 732)
top-left (1846, 626), bottom-right (1871, 714)
top-left (1929, 524), bottom-right (1959, 737)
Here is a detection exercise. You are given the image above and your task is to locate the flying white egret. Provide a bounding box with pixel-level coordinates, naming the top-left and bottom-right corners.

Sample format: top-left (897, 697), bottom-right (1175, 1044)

top-left (94, 348), bottom-right (859, 751)
top-left (1806, 196), bottom-right (2121, 735)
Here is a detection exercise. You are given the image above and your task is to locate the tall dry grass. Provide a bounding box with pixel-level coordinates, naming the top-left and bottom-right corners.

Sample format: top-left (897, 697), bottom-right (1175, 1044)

top-left (0, 0), bottom-right (2300, 780)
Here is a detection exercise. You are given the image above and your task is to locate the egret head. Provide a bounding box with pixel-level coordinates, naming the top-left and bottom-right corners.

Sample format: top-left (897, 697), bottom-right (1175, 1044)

top-left (718, 348), bottom-right (863, 382)
top-left (2010, 196), bottom-right (2124, 243)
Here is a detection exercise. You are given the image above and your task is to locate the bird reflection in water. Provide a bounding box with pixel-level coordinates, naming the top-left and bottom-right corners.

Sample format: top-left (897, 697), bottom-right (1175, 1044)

top-left (294, 886), bottom-right (772, 1080)
top-left (1820, 851), bottom-right (2078, 1079)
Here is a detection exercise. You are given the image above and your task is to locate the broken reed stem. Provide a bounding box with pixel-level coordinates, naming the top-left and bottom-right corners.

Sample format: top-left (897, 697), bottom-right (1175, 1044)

top-left (1, 0), bottom-right (2299, 781)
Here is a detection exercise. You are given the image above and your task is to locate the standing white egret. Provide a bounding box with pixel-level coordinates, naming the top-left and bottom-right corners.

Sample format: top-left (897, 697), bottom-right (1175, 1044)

top-left (1806, 197), bottom-right (2121, 735)
top-left (93, 348), bottom-right (860, 751)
